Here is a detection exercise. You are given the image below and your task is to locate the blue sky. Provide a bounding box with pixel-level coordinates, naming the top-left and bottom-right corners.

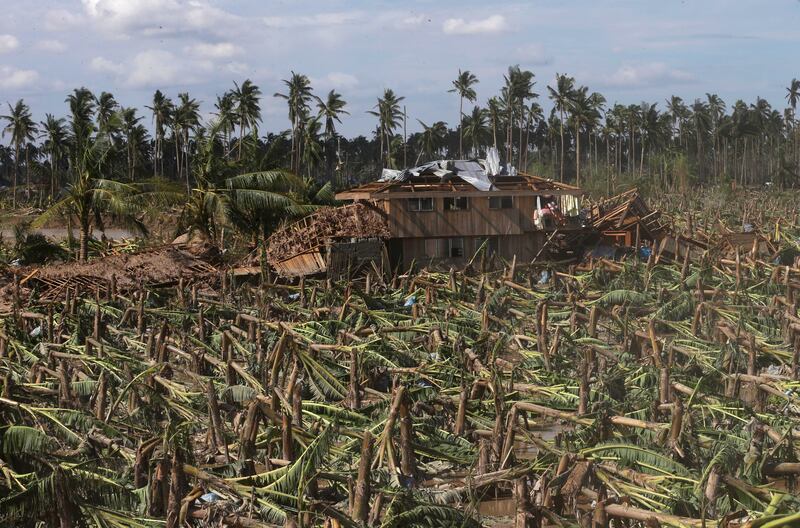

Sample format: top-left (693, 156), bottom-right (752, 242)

top-left (1, 0), bottom-right (799, 138)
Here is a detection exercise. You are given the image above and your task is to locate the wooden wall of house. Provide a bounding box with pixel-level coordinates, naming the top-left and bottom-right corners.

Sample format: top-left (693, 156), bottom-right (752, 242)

top-left (397, 233), bottom-right (545, 269)
top-left (384, 196), bottom-right (526, 239)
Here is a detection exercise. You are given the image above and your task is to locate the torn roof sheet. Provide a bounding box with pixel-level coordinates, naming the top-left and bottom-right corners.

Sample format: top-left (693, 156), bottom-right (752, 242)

top-left (379, 158), bottom-right (501, 192)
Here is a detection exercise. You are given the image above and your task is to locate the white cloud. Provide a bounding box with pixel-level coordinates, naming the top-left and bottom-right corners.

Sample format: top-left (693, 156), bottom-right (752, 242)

top-left (125, 49), bottom-right (213, 87)
top-left (323, 72), bottom-right (359, 89)
top-left (44, 9), bottom-right (85, 31)
top-left (90, 56), bottom-right (125, 75)
top-left (442, 14), bottom-right (506, 35)
top-left (0, 66), bottom-right (39, 89)
top-left (225, 62), bottom-right (249, 75)
top-left (81, 0), bottom-right (239, 37)
top-left (0, 34), bottom-right (19, 54)
top-left (36, 39), bottom-right (67, 53)
top-left (395, 14), bottom-right (428, 28)
top-left (515, 43), bottom-right (552, 65)
top-left (263, 12), bottom-right (364, 29)
top-left (602, 62), bottom-right (695, 88)
top-left (126, 50), bottom-right (184, 87)
top-left (186, 42), bottom-right (243, 59)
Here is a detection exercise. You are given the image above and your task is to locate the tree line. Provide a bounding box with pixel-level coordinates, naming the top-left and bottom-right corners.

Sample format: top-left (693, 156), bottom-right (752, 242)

top-left (1, 68), bottom-right (799, 213)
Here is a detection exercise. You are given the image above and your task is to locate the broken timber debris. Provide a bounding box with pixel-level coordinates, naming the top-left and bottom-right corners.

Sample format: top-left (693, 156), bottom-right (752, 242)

top-left (266, 202), bottom-right (390, 278)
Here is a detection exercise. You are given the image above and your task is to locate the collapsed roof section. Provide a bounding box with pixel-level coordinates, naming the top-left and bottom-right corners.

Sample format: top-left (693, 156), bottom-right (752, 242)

top-left (336, 151), bottom-right (582, 201)
top-left (266, 203), bottom-right (390, 277)
top-left (590, 188), bottom-right (667, 242)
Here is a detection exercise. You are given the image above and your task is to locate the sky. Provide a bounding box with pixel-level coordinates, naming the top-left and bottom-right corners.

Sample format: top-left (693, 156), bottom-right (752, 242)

top-left (1, 0), bottom-right (799, 139)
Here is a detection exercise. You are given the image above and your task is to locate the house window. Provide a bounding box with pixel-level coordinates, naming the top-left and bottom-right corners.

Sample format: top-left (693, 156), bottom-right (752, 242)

top-left (479, 237), bottom-right (499, 256)
top-left (444, 197), bottom-right (469, 211)
top-left (487, 237), bottom-right (499, 256)
top-left (407, 197), bottom-right (434, 212)
top-left (424, 239), bottom-right (442, 258)
top-left (489, 196), bottom-right (513, 209)
top-left (447, 238), bottom-right (465, 258)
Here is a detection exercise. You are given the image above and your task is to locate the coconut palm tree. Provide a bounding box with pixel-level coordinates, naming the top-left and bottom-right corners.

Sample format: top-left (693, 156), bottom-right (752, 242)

top-left (637, 102), bottom-right (663, 178)
top-left (233, 79), bottom-right (262, 161)
top-left (690, 99), bottom-right (711, 181)
top-left (300, 115), bottom-right (324, 178)
top-left (486, 97), bottom-right (502, 151)
top-left (415, 120), bottom-right (448, 164)
top-left (33, 128), bottom-right (170, 261)
top-left (705, 93), bottom-right (726, 179)
top-left (146, 90), bottom-right (173, 177)
top-left (368, 89), bottom-right (405, 167)
top-left (666, 95), bottom-right (688, 149)
top-left (119, 107), bottom-right (146, 180)
top-left (274, 72), bottom-right (317, 174)
top-left (502, 66), bottom-right (536, 166)
top-left (462, 106), bottom-right (490, 158)
top-left (39, 114), bottom-right (68, 201)
top-left (787, 78), bottom-right (800, 111)
top-left (548, 74), bottom-right (576, 182)
top-left (519, 101), bottom-right (544, 169)
top-left (317, 90), bottom-right (349, 144)
top-left (1, 99), bottom-right (37, 207)
top-left (448, 70), bottom-right (478, 159)
top-left (787, 79), bottom-right (800, 169)
top-left (568, 87), bottom-right (598, 187)
top-left (316, 90), bottom-right (349, 181)
top-left (173, 93), bottom-right (201, 192)
top-left (214, 91), bottom-right (238, 159)
top-left (95, 92), bottom-right (118, 133)
top-left (584, 92), bottom-right (606, 180)
top-left (66, 88), bottom-right (97, 158)
top-left (181, 119), bottom-right (332, 243)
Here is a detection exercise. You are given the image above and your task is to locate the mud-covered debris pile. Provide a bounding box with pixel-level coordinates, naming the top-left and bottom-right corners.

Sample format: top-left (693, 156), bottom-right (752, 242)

top-left (0, 246), bottom-right (216, 310)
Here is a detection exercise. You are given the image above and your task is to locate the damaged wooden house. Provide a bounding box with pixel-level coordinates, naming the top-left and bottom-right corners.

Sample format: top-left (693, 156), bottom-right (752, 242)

top-left (266, 156), bottom-right (587, 276)
top-left (334, 159), bottom-right (586, 269)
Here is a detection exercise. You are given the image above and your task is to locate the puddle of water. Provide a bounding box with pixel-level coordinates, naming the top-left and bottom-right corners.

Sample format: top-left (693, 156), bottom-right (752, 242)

top-left (478, 496), bottom-right (516, 517)
top-left (0, 227), bottom-right (135, 241)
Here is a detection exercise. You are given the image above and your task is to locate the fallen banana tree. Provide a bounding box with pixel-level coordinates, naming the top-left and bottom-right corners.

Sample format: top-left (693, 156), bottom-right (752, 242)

top-left (0, 192), bottom-right (799, 527)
